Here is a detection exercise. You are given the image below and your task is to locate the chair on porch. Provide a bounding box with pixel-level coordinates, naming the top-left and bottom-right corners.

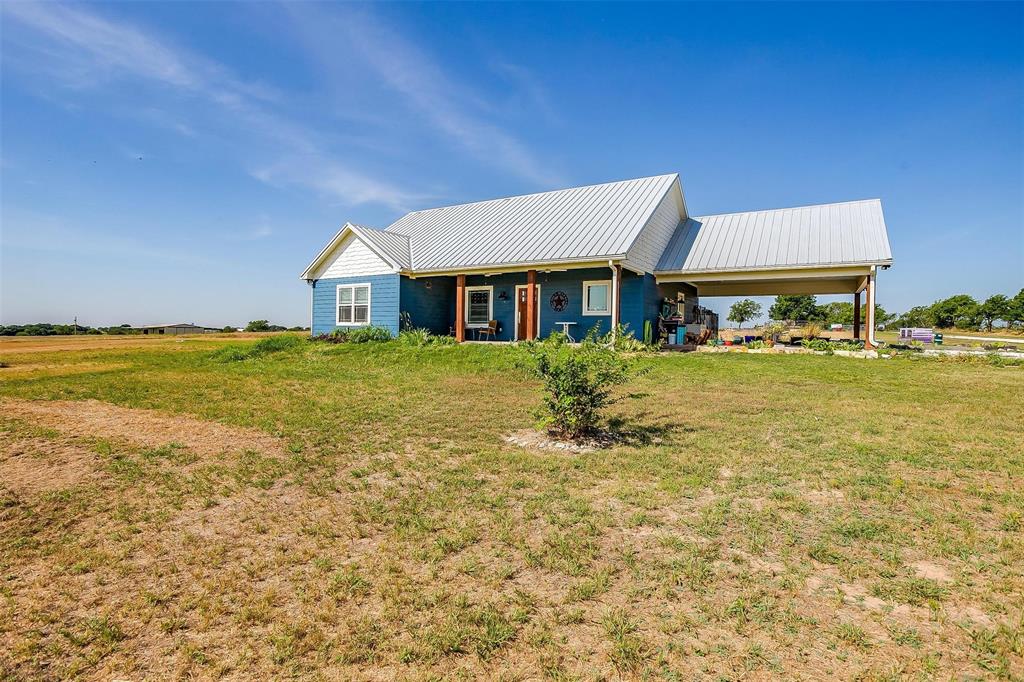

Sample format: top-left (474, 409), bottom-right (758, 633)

top-left (476, 320), bottom-right (498, 341)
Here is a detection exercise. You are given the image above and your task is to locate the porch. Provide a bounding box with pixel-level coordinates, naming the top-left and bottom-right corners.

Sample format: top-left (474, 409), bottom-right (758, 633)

top-left (400, 265), bottom-right (633, 343)
top-left (656, 264), bottom-right (884, 347)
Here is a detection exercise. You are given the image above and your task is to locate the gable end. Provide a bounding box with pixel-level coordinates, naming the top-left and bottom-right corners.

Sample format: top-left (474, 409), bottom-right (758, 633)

top-left (623, 177), bottom-right (687, 274)
top-left (312, 233), bottom-right (397, 280)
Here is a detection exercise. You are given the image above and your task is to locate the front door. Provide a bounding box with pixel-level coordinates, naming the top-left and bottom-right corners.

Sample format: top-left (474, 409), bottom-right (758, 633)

top-left (515, 285), bottom-right (539, 340)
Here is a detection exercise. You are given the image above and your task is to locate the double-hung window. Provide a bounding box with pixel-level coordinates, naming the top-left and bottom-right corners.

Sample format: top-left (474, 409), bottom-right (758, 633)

top-left (465, 286), bottom-right (493, 328)
top-left (337, 284), bottom-right (371, 325)
top-left (582, 280), bottom-right (611, 315)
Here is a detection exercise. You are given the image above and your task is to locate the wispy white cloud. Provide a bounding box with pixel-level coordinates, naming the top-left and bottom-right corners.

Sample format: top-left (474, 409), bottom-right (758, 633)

top-left (2, 2), bottom-right (197, 89)
top-left (1, 2), bottom-right (420, 210)
top-left (250, 157), bottom-right (428, 213)
top-left (281, 4), bottom-right (564, 188)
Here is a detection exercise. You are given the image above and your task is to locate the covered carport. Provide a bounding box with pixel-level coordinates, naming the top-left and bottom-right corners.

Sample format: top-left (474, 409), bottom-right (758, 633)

top-left (654, 199), bottom-right (893, 347)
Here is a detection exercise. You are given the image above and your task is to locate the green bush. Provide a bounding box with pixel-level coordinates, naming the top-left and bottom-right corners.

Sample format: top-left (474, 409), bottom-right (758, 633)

top-left (801, 338), bottom-right (865, 353)
top-left (608, 324), bottom-right (652, 352)
top-left (524, 329), bottom-right (646, 439)
top-left (346, 326), bottom-right (393, 343)
top-left (213, 334), bottom-right (303, 362)
top-left (398, 328), bottom-right (456, 347)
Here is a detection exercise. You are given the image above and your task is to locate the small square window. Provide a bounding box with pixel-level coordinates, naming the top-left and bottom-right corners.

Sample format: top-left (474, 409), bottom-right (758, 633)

top-left (582, 281), bottom-right (611, 315)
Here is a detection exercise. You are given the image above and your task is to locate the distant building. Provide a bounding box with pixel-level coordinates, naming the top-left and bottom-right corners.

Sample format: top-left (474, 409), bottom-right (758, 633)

top-left (136, 323), bottom-right (219, 335)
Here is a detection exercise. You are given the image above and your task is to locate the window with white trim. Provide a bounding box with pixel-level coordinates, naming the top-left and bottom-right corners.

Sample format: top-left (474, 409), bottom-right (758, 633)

top-left (465, 286), bottom-right (493, 327)
top-left (582, 280), bottom-right (611, 316)
top-left (337, 284), bottom-right (371, 325)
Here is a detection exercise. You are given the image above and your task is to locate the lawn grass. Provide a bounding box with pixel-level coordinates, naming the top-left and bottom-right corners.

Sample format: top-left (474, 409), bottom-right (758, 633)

top-left (1, 336), bottom-right (1022, 679)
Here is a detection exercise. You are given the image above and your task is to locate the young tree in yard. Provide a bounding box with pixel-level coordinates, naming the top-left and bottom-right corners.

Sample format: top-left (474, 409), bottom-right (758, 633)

top-left (979, 294), bottom-right (1011, 331)
top-left (768, 295), bottom-right (823, 322)
top-left (727, 299), bottom-right (761, 328)
top-left (525, 331), bottom-right (646, 439)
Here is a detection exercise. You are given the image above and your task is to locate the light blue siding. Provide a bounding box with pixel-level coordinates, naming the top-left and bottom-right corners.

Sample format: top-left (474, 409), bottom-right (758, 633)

top-left (312, 274), bottom-right (400, 336)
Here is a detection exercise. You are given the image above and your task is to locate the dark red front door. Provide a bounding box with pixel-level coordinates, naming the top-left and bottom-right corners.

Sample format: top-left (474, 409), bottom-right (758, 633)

top-left (517, 287), bottom-right (539, 339)
top-left (517, 288), bottom-right (529, 340)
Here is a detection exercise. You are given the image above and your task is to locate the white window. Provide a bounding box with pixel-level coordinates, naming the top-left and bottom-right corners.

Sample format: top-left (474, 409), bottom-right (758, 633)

top-left (465, 285), bottom-right (493, 328)
top-left (582, 280), bottom-right (611, 315)
top-left (336, 283), bottom-right (371, 325)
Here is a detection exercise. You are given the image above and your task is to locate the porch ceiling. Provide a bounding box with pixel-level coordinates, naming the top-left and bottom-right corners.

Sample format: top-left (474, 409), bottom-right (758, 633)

top-left (655, 265), bottom-right (873, 296)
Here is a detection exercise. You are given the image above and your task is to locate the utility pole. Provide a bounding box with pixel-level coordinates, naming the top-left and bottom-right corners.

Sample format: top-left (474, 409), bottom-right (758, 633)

top-left (73, 317), bottom-right (78, 335)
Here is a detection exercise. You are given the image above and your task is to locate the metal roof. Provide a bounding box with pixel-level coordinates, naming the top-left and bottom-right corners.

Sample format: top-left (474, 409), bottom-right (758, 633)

top-left (136, 323), bottom-right (208, 329)
top-left (351, 224), bottom-right (411, 270)
top-left (386, 174), bottom-right (679, 272)
top-left (655, 199), bottom-right (892, 273)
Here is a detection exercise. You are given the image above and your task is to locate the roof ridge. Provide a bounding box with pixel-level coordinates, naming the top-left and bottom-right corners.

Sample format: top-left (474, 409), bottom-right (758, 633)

top-left (393, 173), bottom-right (679, 217)
top-left (694, 198), bottom-right (881, 219)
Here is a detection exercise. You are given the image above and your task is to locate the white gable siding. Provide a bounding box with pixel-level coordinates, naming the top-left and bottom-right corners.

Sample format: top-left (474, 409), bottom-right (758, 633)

top-left (623, 181), bottom-right (686, 274)
top-left (314, 234), bottom-right (396, 280)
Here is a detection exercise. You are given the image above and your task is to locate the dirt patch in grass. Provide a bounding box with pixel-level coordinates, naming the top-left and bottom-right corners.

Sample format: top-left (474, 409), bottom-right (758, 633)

top-left (1, 398), bottom-right (286, 458)
top-left (911, 560), bottom-right (954, 584)
top-left (504, 429), bottom-right (597, 453)
top-left (0, 435), bottom-right (101, 495)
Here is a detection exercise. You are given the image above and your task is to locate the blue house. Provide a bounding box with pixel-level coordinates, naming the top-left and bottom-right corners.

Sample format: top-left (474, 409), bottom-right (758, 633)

top-left (300, 174), bottom-right (893, 346)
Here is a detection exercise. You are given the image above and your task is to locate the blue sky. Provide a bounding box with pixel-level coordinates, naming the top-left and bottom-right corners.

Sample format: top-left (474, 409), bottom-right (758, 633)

top-left (2, 1), bottom-right (1021, 327)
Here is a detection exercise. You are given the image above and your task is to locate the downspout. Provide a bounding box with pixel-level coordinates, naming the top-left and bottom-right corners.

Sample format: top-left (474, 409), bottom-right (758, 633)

top-left (866, 266), bottom-right (878, 348)
top-left (307, 279), bottom-right (315, 337)
top-left (608, 260), bottom-right (619, 341)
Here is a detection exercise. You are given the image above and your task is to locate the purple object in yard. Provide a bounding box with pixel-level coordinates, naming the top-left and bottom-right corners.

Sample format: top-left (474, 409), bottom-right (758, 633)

top-left (900, 327), bottom-right (934, 343)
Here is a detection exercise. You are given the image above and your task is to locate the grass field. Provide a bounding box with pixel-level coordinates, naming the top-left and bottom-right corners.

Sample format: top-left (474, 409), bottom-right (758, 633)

top-left (1, 335), bottom-right (1022, 680)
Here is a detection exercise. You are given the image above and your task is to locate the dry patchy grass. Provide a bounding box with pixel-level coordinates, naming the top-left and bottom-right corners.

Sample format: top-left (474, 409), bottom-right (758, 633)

top-left (0, 339), bottom-right (1022, 680)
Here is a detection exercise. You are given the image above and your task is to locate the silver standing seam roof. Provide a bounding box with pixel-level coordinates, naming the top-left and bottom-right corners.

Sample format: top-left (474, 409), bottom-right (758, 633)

top-left (386, 174), bottom-right (678, 272)
top-left (655, 199), bottom-right (892, 273)
top-left (302, 175), bottom-right (893, 279)
top-left (351, 224), bottom-right (412, 270)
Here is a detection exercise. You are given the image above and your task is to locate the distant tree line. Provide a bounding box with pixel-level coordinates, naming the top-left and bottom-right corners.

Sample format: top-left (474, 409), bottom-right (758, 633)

top-left (892, 290), bottom-right (1024, 331)
top-left (764, 296), bottom-right (896, 327)
top-left (0, 323), bottom-right (138, 336)
top-left (1, 321), bottom-right (309, 336)
top-left (244, 320), bottom-right (307, 332)
top-left (751, 289), bottom-right (1024, 331)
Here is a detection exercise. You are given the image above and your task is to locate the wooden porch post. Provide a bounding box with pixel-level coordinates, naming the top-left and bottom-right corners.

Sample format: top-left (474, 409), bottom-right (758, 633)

top-left (526, 269), bottom-right (537, 340)
top-left (853, 291), bottom-right (862, 340)
top-left (455, 274), bottom-right (466, 342)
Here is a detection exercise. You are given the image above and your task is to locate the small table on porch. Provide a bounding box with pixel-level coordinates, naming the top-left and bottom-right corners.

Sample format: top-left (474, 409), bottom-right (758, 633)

top-left (556, 321), bottom-right (576, 342)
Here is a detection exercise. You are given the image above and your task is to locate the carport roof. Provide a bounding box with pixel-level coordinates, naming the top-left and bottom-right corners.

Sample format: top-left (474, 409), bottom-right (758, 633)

top-left (655, 199), bottom-right (892, 274)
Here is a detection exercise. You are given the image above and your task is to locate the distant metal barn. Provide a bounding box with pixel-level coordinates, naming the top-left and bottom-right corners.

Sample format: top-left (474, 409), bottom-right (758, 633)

top-left (136, 323), bottom-right (217, 336)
